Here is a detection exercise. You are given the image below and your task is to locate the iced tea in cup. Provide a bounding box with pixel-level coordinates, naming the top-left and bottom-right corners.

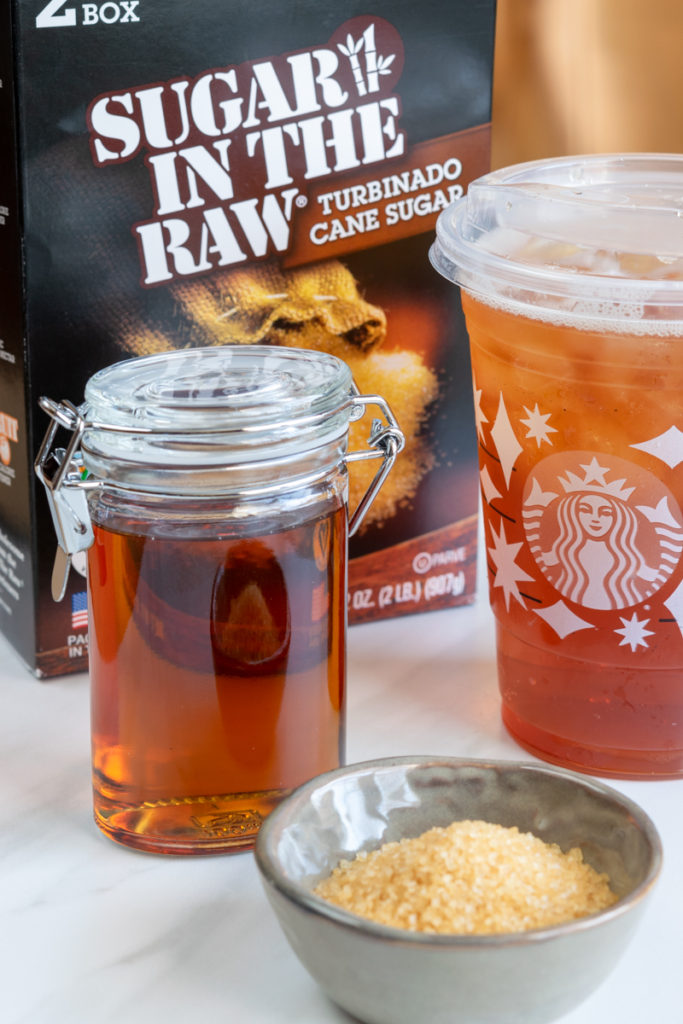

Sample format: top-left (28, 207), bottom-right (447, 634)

top-left (430, 154), bottom-right (683, 778)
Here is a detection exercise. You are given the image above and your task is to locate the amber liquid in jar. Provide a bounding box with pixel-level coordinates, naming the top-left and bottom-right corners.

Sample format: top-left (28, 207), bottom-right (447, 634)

top-left (88, 502), bottom-right (346, 854)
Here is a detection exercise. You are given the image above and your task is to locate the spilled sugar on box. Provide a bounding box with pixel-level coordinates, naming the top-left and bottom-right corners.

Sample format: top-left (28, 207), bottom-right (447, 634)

top-left (0, 0), bottom-right (496, 676)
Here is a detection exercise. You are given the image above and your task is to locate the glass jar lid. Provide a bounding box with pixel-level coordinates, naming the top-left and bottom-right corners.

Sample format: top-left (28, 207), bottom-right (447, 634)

top-left (80, 345), bottom-right (356, 488)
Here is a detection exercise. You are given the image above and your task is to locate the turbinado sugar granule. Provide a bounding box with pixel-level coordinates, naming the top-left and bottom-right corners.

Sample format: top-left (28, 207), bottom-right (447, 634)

top-left (313, 820), bottom-right (617, 934)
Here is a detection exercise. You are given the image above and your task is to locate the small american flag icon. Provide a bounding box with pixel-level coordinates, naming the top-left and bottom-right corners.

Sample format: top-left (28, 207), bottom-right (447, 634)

top-left (71, 591), bottom-right (88, 631)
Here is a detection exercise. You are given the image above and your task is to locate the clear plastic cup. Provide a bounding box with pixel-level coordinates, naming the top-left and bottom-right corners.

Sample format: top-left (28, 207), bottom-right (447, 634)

top-left (430, 154), bottom-right (683, 778)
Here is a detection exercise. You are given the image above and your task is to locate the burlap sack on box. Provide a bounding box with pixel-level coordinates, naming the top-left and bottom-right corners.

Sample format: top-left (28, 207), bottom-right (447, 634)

top-left (122, 260), bottom-right (387, 359)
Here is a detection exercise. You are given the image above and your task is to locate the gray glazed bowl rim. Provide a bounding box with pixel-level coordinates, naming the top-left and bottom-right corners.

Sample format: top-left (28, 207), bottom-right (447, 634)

top-left (255, 755), bottom-right (663, 948)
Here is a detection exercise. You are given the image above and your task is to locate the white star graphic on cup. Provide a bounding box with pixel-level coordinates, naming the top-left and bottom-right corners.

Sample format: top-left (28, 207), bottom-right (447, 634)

top-left (664, 578), bottom-right (683, 638)
top-left (533, 601), bottom-right (596, 639)
top-left (631, 426), bottom-right (683, 469)
top-left (490, 394), bottom-right (523, 488)
top-left (520, 404), bottom-right (557, 448)
top-left (579, 457), bottom-right (611, 487)
top-left (480, 466), bottom-right (502, 505)
top-left (614, 613), bottom-right (655, 652)
top-left (472, 376), bottom-right (488, 442)
top-left (488, 519), bottom-right (534, 610)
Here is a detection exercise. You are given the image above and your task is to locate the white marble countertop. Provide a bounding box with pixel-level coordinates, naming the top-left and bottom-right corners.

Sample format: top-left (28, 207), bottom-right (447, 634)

top-left (2, 592), bottom-right (679, 1024)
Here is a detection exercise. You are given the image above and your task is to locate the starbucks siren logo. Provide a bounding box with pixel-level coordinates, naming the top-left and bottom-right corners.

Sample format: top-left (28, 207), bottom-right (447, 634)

top-left (523, 452), bottom-right (683, 611)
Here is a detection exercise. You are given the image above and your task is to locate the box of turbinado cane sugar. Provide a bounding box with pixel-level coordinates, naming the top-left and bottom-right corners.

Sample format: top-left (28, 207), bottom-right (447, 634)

top-left (0, 0), bottom-right (496, 676)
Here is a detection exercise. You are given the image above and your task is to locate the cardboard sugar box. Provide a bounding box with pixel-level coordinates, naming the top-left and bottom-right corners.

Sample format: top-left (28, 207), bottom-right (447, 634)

top-left (0, 0), bottom-right (496, 675)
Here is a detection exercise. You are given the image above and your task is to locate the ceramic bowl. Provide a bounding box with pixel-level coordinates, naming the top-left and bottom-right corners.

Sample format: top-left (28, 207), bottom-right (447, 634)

top-left (254, 756), bottom-right (662, 1024)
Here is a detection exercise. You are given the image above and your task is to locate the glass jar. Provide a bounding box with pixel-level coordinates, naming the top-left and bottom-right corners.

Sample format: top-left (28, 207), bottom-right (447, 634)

top-left (35, 345), bottom-right (403, 854)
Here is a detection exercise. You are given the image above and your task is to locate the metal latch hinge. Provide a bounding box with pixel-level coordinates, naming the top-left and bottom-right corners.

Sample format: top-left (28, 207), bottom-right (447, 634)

top-left (346, 393), bottom-right (405, 538)
top-left (34, 399), bottom-right (96, 601)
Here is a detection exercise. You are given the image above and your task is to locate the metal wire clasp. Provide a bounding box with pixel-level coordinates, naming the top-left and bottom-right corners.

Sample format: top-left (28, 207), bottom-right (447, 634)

top-left (34, 399), bottom-right (97, 601)
top-left (346, 392), bottom-right (405, 538)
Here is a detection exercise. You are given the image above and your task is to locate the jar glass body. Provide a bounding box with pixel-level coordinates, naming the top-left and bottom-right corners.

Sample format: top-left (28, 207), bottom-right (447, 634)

top-left (34, 345), bottom-right (402, 854)
top-left (86, 465), bottom-right (347, 855)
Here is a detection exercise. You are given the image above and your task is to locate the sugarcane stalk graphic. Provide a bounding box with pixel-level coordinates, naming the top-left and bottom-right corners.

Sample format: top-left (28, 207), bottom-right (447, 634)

top-left (338, 23), bottom-right (396, 96)
top-left (338, 32), bottom-right (367, 96)
top-left (361, 24), bottom-right (378, 92)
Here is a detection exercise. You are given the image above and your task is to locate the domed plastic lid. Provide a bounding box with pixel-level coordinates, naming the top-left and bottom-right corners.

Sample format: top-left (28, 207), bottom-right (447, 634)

top-left (430, 153), bottom-right (683, 331)
top-left (81, 345), bottom-right (356, 485)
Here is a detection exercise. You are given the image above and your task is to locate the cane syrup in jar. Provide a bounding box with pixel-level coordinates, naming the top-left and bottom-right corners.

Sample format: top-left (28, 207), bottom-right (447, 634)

top-left (89, 495), bottom-right (346, 855)
top-left (35, 344), bottom-right (402, 854)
